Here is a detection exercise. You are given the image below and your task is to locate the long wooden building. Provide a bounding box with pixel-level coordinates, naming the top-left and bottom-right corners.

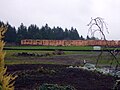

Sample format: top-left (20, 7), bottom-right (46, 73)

top-left (21, 39), bottom-right (120, 47)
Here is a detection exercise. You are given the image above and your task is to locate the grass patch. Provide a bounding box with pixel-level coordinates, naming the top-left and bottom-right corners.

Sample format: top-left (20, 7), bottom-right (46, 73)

top-left (4, 46), bottom-right (93, 50)
top-left (4, 49), bottom-right (120, 66)
top-left (4, 46), bottom-right (120, 51)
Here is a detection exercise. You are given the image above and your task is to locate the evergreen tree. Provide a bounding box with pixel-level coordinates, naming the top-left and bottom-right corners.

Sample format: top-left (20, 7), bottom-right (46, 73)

top-left (64, 28), bottom-right (70, 40)
top-left (51, 27), bottom-right (56, 40)
top-left (80, 35), bottom-right (85, 40)
top-left (40, 26), bottom-right (46, 39)
top-left (90, 36), bottom-right (98, 40)
top-left (0, 25), bottom-right (17, 90)
top-left (44, 24), bottom-right (52, 39)
top-left (4, 23), bottom-right (17, 43)
top-left (55, 27), bottom-right (64, 40)
top-left (28, 24), bottom-right (39, 39)
top-left (86, 35), bottom-right (90, 40)
top-left (86, 35), bottom-right (98, 40)
top-left (0, 21), bottom-right (4, 26)
top-left (69, 27), bottom-right (80, 40)
top-left (17, 23), bottom-right (28, 42)
top-left (73, 28), bottom-right (80, 39)
top-left (0, 20), bottom-right (83, 42)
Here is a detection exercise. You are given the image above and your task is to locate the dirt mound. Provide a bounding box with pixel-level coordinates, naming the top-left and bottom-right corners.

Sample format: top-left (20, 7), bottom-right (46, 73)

top-left (7, 64), bottom-right (116, 90)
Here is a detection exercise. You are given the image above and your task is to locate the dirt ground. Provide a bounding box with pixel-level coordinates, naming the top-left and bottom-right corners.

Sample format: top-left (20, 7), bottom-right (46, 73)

top-left (7, 64), bottom-right (117, 90)
top-left (5, 51), bottom-right (120, 90)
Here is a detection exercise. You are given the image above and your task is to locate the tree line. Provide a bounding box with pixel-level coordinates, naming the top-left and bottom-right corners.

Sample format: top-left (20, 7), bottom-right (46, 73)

top-left (0, 21), bottom-right (97, 44)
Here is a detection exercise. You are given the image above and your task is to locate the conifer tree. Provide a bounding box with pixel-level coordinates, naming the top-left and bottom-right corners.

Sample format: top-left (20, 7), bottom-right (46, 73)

top-left (0, 25), bottom-right (17, 90)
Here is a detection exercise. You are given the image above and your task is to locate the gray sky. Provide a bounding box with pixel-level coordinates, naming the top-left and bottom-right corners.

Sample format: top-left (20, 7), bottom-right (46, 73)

top-left (0, 0), bottom-right (120, 40)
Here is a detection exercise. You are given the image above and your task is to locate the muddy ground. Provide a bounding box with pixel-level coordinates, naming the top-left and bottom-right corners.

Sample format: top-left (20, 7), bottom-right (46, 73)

top-left (6, 52), bottom-right (120, 90)
top-left (7, 64), bottom-right (117, 90)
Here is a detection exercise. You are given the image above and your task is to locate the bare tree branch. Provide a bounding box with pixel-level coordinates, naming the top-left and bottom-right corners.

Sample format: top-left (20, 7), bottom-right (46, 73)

top-left (87, 17), bottom-right (119, 69)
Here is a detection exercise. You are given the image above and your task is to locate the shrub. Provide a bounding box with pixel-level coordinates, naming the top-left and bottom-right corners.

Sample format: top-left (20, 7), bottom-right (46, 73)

top-left (0, 25), bottom-right (17, 90)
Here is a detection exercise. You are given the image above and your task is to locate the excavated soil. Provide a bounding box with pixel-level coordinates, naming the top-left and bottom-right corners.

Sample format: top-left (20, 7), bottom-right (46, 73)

top-left (7, 64), bottom-right (117, 90)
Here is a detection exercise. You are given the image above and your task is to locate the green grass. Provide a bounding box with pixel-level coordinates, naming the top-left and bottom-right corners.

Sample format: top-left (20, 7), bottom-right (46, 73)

top-left (4, 50), bottom-right (95, 65)
top-left (4, 46), bottom-right (93, 50)
top-left (97, 59), bottom-right (119, 66)
top-left (4, 49), bottom-right (120, 66)
top-left (92, 53), bottom-right (120, 65)
top-left (5, 45), bottom-right (120, 51)
top-left (102, 47), bottom-right (120, 50)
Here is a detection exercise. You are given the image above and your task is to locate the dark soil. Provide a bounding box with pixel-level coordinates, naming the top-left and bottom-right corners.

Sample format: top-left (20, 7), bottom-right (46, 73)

top-left (7, 64), bottom-right (117, 90)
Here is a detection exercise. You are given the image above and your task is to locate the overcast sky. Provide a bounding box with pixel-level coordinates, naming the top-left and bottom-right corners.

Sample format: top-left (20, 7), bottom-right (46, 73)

top-left (0, 0), bottom-right (120, 40)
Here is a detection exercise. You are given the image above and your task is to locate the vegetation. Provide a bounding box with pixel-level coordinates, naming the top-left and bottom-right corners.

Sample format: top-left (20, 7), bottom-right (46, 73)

top-left (0, 25), bottom-right (17, 90)
top-left (4, 49), bottom-right (120, 66)
top-left (4, 45), bottom-right (120, 52)
top-left (87, 17), bottom-right (120, 68)
top-left (0, 21), bottom-right (98, 44)
top-left (4, 46), bottom-right (93, 50)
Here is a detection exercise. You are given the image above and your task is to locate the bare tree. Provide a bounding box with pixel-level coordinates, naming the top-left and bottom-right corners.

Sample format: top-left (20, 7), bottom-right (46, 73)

top-left (87, 17), bottom-right (109, 40)
top-left (87, 17), bottom-right (119, 69)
